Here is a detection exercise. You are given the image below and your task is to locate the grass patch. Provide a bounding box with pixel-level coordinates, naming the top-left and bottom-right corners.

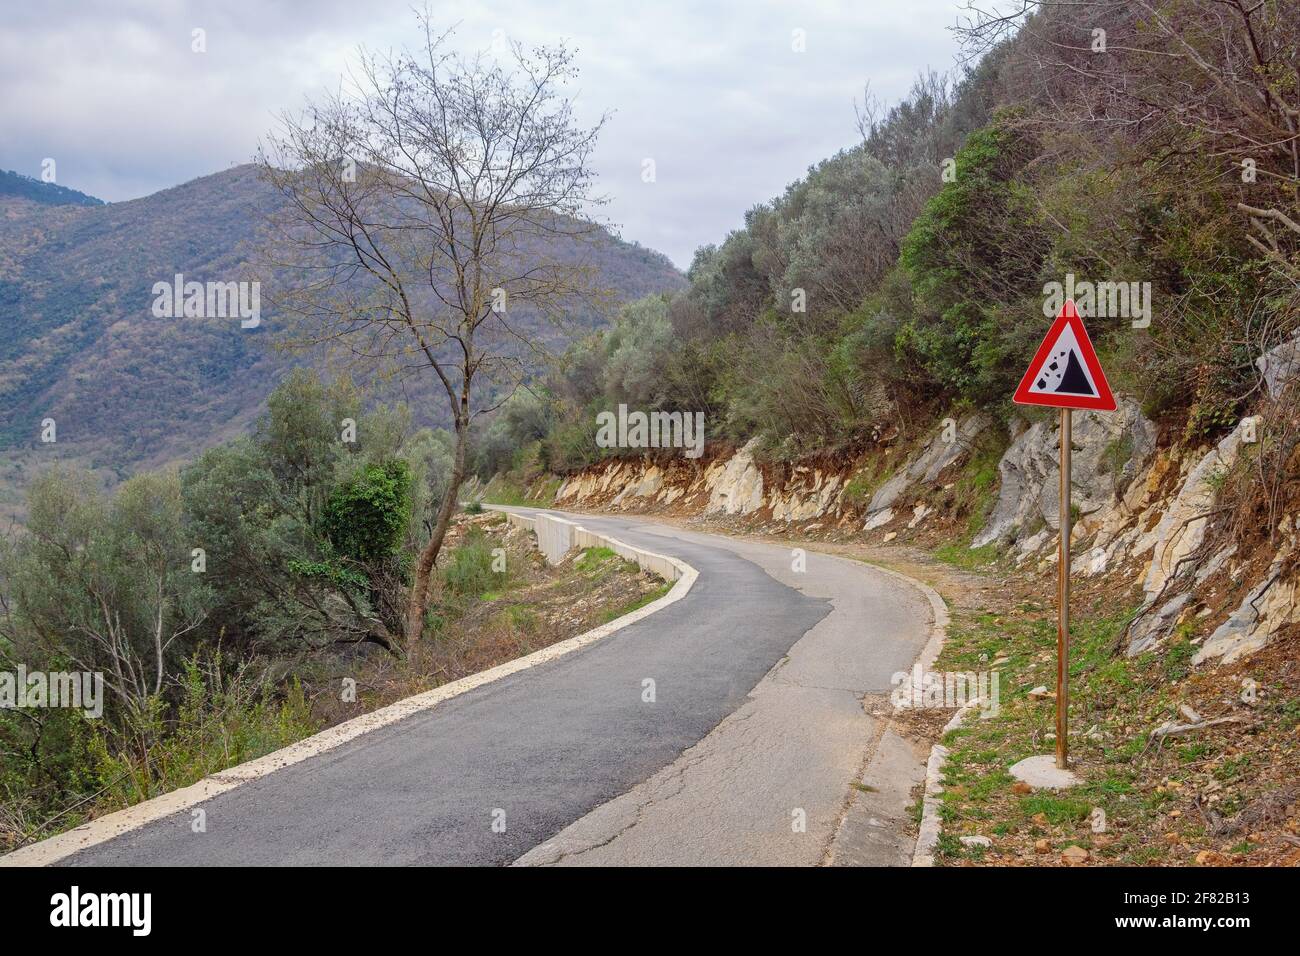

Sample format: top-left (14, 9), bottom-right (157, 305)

top-left (1019, 794), bottom-right (1091, 825)
top-left (1163, 631), bottom-right (1197, 681)
top-left (442, 528), bottom-right (508, 597)
top-left (935, 542), bottom-right (1001, 570)
top-left (598, 582), bottom-right (671, 624)
top-left (574, 546), bottom-right (641, 582)
top-left (930, 601), bottom-right (1183, 864)
top-left (575, 545), bottom-right (618, 572)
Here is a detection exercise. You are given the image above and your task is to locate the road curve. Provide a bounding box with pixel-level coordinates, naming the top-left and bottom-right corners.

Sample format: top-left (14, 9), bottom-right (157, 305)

top-left (53, 510), bottom-right (933, 866)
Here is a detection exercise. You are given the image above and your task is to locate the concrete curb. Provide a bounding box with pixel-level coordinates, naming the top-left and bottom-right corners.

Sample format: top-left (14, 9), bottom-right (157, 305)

top-left (819, 556), bottom-right (959, 869)
top-left (912, 697), bottom-right (984, 867)
top-left (488, 506), bottom-right (687, 583)
top-left (1, 509), bottom-right (699, 868)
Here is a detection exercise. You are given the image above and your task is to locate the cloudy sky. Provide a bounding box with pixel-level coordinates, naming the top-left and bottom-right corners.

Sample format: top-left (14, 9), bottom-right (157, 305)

top-left (0, 0), bottom-right (967, 269)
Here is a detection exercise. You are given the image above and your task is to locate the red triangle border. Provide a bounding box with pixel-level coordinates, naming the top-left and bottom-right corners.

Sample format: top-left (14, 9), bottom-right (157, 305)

top-left (1013, 300), bottom-right (1117, 411)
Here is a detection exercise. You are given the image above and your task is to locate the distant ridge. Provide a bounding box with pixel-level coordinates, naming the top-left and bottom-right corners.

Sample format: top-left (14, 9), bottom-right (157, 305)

top-left (0, 163), bottom-right (685, 506)
top-left (0, 168), bottom-right (104, 207)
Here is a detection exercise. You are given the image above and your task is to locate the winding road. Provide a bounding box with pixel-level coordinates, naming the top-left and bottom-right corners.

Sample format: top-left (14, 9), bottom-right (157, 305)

top-left (12, 509), bottom-right (939, 867)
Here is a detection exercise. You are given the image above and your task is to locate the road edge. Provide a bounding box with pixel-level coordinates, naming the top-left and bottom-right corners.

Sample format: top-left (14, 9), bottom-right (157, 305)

top-left (817, 553), bottom-right (953, 866)
top-left (0, 516), bottom-right (698, 868)
top-left (849, 557), bottom-right (969, 869)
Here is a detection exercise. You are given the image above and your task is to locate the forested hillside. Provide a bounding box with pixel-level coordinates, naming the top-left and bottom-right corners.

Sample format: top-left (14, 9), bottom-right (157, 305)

top-left (488, 2), bottom-right (1296, 478)
top-left (0, 169), bottom-right (104, 207)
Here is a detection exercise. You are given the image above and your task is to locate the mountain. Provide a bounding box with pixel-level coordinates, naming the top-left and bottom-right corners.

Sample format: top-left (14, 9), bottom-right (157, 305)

top-left (0, 169), bottom-right (104, 207)
top-left (0, 164), bottom-right (685, 508)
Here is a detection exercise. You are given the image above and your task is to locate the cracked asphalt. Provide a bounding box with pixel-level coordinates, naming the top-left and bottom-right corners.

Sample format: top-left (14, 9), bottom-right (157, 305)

top-left (58, 511), bottom-right (932, 866)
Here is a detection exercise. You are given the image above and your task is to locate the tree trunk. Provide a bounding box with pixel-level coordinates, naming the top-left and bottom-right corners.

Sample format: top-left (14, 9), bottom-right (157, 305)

top-left (404, 417), bottom-right (469, 647)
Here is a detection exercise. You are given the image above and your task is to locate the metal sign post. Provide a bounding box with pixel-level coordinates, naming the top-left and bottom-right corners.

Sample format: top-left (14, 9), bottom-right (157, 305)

top-left (1056, 408), bottom-right (1071, 769)
top-left (1012, 300), bottom-right (1114, 773)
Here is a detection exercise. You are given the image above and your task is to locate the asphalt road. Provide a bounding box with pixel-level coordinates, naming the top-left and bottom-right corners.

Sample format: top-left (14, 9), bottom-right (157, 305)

top-left (58, 511), bottom-right (931, 866)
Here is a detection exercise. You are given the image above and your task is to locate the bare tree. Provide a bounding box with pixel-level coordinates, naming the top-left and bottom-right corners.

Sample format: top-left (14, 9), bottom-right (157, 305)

top-left (258, 15), bottom-right (607, 648)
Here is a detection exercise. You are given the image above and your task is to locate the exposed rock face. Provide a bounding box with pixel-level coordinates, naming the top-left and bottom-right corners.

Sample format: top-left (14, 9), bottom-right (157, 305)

top-left (863, 414), bottom-right (989, 529)
top-left (611, 465), bottom-right (664, 506)
top-left (705, 441), bottom-right (764, 515)
top-left (974, 399), bottom-right (1156, 549)
top-left (557, 412), bottom-right (995, 531)
top-left (557, 460), bottom-right (641, 502)
top-left (769, 470), bottom-right (841, 522)
top-left (1119, 330), bottom-right (1300, 660)
top-left (557, 439), bottom-right (839, 523)
top-left (1138, 426), bottom-right (1244, 600)
top-left (1194, 543), bottom-right (1298, 666)
top-left (549, 349), bottom-right (1299, 671)
top-left (1126, 593), bottom-right (1193, 656)
top-left (1256, 331), bottom-right (1300, 398)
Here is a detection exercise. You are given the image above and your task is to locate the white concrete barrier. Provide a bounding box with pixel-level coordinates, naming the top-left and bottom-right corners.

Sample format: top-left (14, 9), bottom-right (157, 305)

top-left (488, 506), bottom-right (684, 583)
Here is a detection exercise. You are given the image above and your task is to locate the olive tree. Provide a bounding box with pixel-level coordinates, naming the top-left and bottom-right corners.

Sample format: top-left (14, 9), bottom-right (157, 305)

top-left (0, 470), bottom-right (210, 723)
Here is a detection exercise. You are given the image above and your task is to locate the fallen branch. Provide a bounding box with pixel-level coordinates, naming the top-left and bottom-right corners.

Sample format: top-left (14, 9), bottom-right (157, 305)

top-left (1151, 714), bottom-right (1249, 738)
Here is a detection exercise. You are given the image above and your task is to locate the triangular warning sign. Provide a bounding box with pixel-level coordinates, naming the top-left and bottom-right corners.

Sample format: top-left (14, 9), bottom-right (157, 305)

top-left (1013, 300), bottom-right (1116, 411)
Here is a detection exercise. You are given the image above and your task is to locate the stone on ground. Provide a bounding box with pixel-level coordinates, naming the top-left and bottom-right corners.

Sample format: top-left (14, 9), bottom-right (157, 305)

top-left (1008, 754), bottom-right (1081, 790)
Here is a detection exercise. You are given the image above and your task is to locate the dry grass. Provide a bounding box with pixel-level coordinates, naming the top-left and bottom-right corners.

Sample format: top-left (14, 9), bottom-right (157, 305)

top-left (307, 512), bottom-right (667, 729)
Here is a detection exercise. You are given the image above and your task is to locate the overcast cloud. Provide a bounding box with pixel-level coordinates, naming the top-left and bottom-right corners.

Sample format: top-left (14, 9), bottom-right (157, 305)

top-left (0, 0), bottom-right (966, 268)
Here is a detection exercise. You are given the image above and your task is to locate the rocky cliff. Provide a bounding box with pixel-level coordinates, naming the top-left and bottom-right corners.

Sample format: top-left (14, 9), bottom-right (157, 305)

top-left (543, 334), bottom-right (1300, 673)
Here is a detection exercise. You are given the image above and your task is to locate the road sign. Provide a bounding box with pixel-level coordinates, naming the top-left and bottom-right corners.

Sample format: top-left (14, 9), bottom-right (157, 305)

top-left (1013, 300), bottom-right (1116, 411)
top-left (1013, 300), bottom-right (1117, 770)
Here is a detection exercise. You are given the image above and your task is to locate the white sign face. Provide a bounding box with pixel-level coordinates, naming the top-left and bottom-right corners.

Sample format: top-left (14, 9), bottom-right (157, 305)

top-left (1014, 300), bottom-right (1116, 411)
top-left (1024, 321), bottom-right (1102, 399)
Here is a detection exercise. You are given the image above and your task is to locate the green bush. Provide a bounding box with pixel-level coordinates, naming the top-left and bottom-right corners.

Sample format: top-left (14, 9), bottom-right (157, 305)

top-left (321, 460), bottom-right (413, 561)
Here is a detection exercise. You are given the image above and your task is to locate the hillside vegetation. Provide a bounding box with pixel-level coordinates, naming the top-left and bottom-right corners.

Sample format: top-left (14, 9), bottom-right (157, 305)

top-left (0, 371), bottom-right (665, 850)
top-left (0, 169), bottom-right (104, 207)
top-left (486, 2), bottom-right (1297, 476)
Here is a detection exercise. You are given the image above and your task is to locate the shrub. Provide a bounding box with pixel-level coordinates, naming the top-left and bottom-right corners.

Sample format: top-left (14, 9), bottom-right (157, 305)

top-left (322, 460), bottom-right (413, 562)
top-left (442, 529), bottom-right (504, 597)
